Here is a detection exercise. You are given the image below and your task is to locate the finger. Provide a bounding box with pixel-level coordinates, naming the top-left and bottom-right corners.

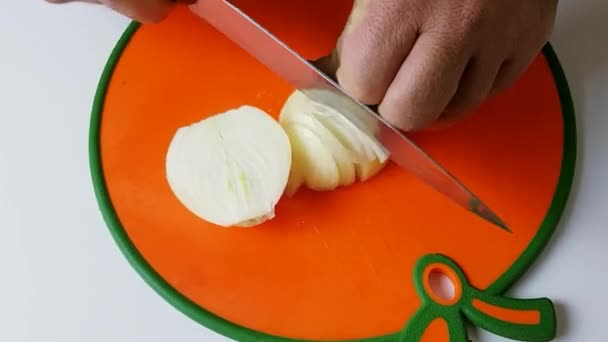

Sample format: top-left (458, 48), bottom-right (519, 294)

top-left (101, 0), bottom-right (178, 23)
top-left (335, 0), bottom-right (418, 105)
top-left (489, 55), bottom-right (536, 97)
top-left (438, 55), bottom-right (503, 125)
top-left (378, 31), bottom-right (470, 131)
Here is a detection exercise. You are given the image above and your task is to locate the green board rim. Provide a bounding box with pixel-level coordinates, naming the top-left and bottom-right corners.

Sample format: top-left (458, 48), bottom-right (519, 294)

top-left (88, 21), bottom-right (577, 342)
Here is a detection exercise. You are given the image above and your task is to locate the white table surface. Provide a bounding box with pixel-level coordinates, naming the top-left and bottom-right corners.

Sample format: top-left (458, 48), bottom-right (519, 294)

top-left (1, 1), bottom-right (606, 341)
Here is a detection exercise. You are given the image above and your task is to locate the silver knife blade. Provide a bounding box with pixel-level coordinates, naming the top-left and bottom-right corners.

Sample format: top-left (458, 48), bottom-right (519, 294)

top-left (196, 0), bottom-right (510, 232)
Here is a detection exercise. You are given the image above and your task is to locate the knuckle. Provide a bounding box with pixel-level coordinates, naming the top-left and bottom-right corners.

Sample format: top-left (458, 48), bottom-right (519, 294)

top-left (427, 2), bottom-right (485, 44)
top-left (460, 6), bottom-right (483, 29)
top-left (455, 4), bottom-right (486, 41)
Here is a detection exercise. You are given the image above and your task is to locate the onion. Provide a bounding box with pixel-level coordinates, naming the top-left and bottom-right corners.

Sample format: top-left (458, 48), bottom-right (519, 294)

top-left (279, 90), bottom-right (388, 194)
top-left (165, 105), bottom-right (291, 227)
top-left (164, 90), bottom-right (389, 228)
top-left (282, 123), bottom-right (341, 193)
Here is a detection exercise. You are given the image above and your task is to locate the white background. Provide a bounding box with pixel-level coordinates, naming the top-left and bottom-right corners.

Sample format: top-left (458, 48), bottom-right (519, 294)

top-left (1, 0), bottom-right (606, 341)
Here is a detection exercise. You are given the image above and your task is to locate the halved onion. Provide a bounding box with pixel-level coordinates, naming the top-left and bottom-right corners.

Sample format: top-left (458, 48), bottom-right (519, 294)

top-left (165, 105), bottom-right (291, 227)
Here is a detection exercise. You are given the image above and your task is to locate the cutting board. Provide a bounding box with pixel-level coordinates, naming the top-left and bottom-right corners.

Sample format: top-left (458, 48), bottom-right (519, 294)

top-left (89, 2), bottom-right (576, 341)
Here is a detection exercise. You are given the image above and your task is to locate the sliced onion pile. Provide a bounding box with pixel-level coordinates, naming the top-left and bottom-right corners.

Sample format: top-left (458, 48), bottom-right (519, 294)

top-left (279, 90), bottom-right (388, 195)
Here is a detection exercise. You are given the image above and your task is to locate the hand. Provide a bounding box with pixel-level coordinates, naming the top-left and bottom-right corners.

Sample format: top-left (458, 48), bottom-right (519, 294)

top-left (44, 0), bottom-right (196, 23)
top-left (334, 0), bottom-right (558, 130)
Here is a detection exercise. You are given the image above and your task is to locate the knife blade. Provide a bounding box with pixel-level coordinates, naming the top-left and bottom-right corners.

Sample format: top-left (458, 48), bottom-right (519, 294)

top-left (196, 0), bottom-right (510, 232)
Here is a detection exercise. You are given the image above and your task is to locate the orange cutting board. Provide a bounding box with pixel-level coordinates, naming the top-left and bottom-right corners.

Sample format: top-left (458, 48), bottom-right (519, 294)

top-left (89, 2), bottom-right (576, 341)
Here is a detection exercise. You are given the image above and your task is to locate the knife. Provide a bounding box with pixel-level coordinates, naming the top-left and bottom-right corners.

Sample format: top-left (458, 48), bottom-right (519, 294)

top-left (196, 0), bottom-right (510, 232)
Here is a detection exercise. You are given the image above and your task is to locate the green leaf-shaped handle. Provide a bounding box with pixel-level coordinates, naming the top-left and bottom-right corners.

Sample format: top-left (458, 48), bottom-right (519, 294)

top-left (400, 308), bottom-right (467, 342)
top-left (463, 289), bottom-right (556, 341)
top-left (399, 254), bottom-right (557, 342)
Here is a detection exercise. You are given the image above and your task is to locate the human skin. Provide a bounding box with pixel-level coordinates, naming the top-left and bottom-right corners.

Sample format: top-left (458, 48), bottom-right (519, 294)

top-left (46, 0), bottom-right (558, 131)
top-left (328, 0), bottom-right (558, 130)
